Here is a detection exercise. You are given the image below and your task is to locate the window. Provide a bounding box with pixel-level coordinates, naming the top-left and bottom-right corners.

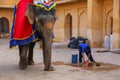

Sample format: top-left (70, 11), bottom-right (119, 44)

top-left (0, 17), bottom-right (9, 33)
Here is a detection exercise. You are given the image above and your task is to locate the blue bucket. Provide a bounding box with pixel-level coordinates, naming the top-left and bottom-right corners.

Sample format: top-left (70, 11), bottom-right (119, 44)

top-left (72, 54), bottom-right (78, 63)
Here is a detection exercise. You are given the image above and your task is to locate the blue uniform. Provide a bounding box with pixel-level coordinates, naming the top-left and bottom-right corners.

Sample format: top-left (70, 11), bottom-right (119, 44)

top-left (78, 43), bottom-right (95, 63)
top-left (79, 43), bottom-right (88, 53)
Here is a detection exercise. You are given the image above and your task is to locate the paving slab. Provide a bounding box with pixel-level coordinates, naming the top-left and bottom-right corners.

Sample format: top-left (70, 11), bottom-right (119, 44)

top-left (0, 38), bottom-right (120, 80)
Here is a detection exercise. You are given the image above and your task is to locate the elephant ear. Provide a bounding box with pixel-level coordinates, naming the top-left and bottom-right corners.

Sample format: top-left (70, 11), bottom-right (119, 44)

top-left (25, 3), bottom-right (35, 24)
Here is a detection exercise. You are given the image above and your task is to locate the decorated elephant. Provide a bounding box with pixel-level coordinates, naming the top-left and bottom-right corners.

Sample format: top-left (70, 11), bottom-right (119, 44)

top-left (10, 0), bottom-right (56, 71)
top-left (25, 2), bottom-right (56, 71)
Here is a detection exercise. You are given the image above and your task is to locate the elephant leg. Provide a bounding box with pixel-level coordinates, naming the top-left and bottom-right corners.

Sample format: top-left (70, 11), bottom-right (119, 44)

top-left (42, 37), bottom-right (55, 71)
top-left (19, 44), bottom-right (29, 69)
top-left (28, 42), bottom-right (36, 65)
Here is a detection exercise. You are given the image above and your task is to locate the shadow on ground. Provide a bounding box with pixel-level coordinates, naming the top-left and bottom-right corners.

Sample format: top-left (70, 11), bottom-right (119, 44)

top-left (52, 61), bottom-right (120, 72)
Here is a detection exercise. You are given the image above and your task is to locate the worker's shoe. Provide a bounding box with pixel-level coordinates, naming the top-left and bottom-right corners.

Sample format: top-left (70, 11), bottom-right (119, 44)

top-left (88, 62), bottom-right (93, 66)
top-left (95, 62), bottom-right (100, 66)
top-left (91, 61), bottom-right (100, 66)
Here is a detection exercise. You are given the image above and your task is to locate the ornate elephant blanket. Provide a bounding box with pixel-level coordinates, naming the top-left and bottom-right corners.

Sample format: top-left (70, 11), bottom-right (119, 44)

top-left (10, 0), bottom-right (38, 48)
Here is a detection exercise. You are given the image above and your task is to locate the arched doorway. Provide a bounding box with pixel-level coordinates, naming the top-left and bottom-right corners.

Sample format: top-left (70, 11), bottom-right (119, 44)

top-left (105, 10), bottom-right (113, 36)
top-left (104, 10), bottom-right (113, 48)
top-left (64, 14), bottom-right (72, 40)
top-left (0, 17), bottom-right (9, 38)
top-left (78, 11), bottom-right (87, 38)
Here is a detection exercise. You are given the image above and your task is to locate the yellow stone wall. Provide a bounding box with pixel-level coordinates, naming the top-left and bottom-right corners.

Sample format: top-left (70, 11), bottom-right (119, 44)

top-left (87, 0), bottom-right (104, 47)
top-left (55, 1), bottom-right (87, 42)
top-left (0, 0), bottom-right (119, 48)
top-left (0, 9), bottom-right (14, 32)
top-left (0, 0), bottom-right (18, 32)
top-left (0, 0), bottom-right (18, 5)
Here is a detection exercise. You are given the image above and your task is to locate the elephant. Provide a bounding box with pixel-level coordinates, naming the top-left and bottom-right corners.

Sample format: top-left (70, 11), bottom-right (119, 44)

top-left (19, 3), bottom-right (56, 71)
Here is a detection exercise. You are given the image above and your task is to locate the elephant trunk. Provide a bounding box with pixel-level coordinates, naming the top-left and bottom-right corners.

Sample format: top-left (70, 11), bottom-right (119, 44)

top-left (42, 30), bottom-right (53, 70)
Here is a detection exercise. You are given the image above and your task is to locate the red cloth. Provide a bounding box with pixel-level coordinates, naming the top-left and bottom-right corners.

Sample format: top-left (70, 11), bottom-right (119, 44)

top-left (13, 0), bottom-right (33, 39)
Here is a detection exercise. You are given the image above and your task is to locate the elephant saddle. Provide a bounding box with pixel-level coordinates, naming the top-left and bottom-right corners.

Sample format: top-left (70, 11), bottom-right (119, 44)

top-left (10, 0), bottom-right (38, 48)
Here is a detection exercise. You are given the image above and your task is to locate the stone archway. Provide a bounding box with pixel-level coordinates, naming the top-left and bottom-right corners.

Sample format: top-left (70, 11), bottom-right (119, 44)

top-left (104, 9), bottom-right (113, 48)
top-left (0, 17), bottom-right (9, 38)
top-left (105, 10), bottom-right (113, 36)
top-left (64, 13), bottom-right (72, 40)
top-left (78, 11), bottom-right (87, 38)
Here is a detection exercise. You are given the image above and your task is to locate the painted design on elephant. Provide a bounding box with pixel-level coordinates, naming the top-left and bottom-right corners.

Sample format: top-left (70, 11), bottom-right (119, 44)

top-left (34, 2), bottom-right (56, 11)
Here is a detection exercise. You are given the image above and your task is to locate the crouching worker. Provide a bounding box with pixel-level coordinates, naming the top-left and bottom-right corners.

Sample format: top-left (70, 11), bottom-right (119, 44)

top-left (78, 41), bottom-right (99, 67)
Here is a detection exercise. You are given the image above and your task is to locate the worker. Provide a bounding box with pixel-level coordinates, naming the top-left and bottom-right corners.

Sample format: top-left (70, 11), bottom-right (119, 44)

top-left (78, 40), bottom-right (96, 67)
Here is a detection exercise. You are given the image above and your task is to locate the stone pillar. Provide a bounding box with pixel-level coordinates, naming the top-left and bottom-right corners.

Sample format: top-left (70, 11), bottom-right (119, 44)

top-left (112, 0), bottom-right (120, 49)
top-left (72, 9), bottom-right (79, 37)
top-left (87, 0), bottom-right (94, 47)
top-left (87, 0), bottom-right (103, 47)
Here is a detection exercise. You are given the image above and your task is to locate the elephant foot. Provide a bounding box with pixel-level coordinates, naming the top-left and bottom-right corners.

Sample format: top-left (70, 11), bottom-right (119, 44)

top-left (28, 60), bottom-right (35, 65)
top-left (19, 58), bottom-right (28, 70)
top-left (44, 66), bottom-right (55, 71)
top-left (19, 65), bottom-right (27, 70)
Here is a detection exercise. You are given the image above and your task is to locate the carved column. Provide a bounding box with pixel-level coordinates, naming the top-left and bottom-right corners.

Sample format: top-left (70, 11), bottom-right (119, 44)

top-left (87, 0), bottom-right (103, 47)
top-left (112, 0), bottom-right (120, 49)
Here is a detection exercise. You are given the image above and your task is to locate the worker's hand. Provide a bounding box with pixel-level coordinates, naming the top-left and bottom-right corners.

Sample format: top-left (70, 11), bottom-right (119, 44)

top-left (83, 61), bottom-right (89, 67)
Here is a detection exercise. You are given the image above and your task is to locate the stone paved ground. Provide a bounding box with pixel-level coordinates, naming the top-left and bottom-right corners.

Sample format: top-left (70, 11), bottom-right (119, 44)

top-left (0, 38), bottom-right (120, 80)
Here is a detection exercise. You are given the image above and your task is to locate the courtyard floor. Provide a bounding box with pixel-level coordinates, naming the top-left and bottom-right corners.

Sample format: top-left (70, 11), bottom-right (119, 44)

top-left (0, 38), bottom-right (120, 80)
